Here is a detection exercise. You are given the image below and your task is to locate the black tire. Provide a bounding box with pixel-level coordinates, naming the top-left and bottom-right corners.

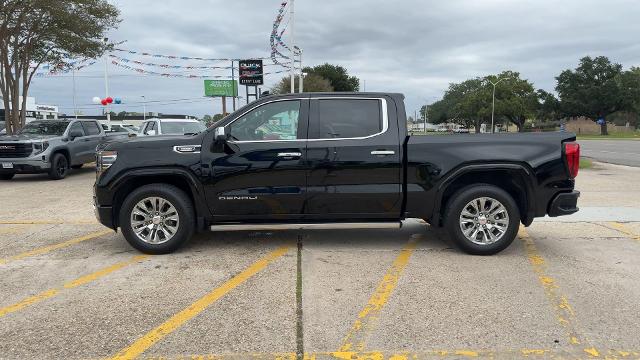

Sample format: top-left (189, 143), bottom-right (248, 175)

top-left (443, 184), bottom-right (520, 255)
top-left (71, 164), bottom-right (83, 169)
top-left (0, 173), bottom-right (14, 180)
top-left (48, 153), bottom-right (69, 180)
top-left (119, 184), bottom-right (195, 254)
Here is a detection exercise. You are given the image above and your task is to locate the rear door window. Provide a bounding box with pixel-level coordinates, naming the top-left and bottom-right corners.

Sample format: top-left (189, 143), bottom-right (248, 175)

top-left (311, 99), bottom-right (382, 139)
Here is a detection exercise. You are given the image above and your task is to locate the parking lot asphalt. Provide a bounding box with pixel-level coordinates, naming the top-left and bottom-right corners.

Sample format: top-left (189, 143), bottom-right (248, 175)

top-left (1, 163), bottom-right (640, 359)
top-left (581, 139), bottom-right (640, 167)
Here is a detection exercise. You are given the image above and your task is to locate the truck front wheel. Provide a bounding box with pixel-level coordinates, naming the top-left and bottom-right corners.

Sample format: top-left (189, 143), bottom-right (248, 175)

top-left (444, 184), bottom-right (520, 255)
top-left (48, 153), bottom-right (69, 180)
top-left (119, 184), bottom-right (195, 254)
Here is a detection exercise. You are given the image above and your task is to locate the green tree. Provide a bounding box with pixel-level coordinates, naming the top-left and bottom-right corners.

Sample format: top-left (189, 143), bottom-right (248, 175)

top-left (0, 0), bottom-right (120, 134)
top-left (536, 89), bottom-right (563, 122)
top-left (489, 71), bottom-right (539, 132)
top-left (432, 78), bottom-right (490, 133)
top-left (302, 63), bottom-right (359, 92)
top-left (271, 73), bottom-right (333, 94)
top-left (555, 56), bottom-right (632, 135)
top-left (213, 113), bottom-right (224, 121)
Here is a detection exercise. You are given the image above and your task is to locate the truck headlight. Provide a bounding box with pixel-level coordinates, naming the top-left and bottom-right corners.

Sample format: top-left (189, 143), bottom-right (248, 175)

top-left (33, 141), bottom-right (49, 155)
top-left (96, 150), bottom-right (117, 175)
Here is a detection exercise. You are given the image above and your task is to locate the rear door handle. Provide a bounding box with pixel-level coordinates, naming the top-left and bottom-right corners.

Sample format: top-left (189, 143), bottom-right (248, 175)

top-left (371, 150), bottom-right (395, 156)
top-left (277, 152), bottom-right (302, 158)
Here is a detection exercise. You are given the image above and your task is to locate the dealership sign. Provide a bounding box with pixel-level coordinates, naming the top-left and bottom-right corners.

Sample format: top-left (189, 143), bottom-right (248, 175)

top-left (238, 60), bottom-right (264, 86)
top-left (204, 80), bottom-right (238, 97)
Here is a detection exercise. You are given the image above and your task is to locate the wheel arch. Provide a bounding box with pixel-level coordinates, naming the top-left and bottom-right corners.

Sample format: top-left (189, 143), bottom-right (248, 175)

top-left (50, 147), bottom-right (70, 164)
top-left (433, 163), bottom-right (536, 227)
top-left (109, 168), bottom-right (209, 231)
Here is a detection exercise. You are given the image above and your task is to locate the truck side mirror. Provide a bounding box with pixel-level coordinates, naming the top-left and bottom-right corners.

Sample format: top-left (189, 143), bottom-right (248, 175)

top-left (215, 127), bottom-right (228, 143)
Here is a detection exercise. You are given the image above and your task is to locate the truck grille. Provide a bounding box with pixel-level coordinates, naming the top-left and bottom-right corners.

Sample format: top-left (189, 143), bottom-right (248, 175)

top-left (0, 143), bottom-right (33, 158)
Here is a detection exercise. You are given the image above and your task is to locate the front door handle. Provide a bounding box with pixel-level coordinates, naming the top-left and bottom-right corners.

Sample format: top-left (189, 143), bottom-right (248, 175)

top-left (371, 150), bottom-right (395, 156)
top-left (277, 152), bottom-right (302, 158)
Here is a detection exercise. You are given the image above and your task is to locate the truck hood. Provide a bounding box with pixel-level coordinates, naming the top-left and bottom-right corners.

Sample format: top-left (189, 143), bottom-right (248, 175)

top-left (0, 134), bottom-right (60, 142)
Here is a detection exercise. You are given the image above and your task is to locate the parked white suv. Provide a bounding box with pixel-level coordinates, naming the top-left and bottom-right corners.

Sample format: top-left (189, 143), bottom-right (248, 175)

top-left (140, 118), bottom-right (206, 136)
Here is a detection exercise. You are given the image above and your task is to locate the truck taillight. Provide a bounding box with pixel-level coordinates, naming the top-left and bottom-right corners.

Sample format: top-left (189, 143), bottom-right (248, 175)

top-left (564, 142), bottom-right (580, 178)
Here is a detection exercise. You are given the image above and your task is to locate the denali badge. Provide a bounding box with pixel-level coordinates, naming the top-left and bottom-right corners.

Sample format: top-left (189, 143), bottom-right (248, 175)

top-left (0, 145), bottom-right (16, 150)
top-left (218, 196), bottom-right (258, 201)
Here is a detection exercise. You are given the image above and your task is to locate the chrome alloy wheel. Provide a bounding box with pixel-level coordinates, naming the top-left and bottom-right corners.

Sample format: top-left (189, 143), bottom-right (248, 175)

top-left (130, 197), bottom-right (180, 244)
top-left (459, 197), bottom-right (509, 245)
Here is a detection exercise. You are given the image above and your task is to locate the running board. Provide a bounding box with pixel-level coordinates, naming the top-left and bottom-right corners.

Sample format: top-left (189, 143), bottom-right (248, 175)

top-left (209, 222), bottom-right (401, 232)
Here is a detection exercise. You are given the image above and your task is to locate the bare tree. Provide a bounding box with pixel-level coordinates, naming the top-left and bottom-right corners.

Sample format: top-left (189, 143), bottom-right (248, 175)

top-left (0, 0), bottom-right (119, 134)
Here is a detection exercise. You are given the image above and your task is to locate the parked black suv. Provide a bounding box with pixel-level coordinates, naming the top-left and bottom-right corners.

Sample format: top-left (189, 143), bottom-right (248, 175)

top-left (94, 93), bottom-right (580, 255)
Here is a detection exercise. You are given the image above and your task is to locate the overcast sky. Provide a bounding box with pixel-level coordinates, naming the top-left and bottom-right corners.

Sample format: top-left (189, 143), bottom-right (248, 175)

top-left (29, 0), bottom-right (640, 118)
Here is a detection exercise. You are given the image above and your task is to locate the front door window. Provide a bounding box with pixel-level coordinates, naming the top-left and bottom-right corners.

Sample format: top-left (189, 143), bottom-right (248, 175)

top-left (229, 100), bottom-right (301, 141)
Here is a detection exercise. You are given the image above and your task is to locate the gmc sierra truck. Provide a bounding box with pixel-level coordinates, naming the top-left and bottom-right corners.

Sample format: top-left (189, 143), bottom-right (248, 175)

top-left (0, 119), bottom-right (117, 180)
top-left (94, 93), bottom-right (580, 255)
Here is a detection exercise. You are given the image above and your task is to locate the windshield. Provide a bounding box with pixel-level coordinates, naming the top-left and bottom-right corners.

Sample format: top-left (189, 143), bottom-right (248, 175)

top-left (160, 121), bottom-right (206, 135)
top-left (17, 121), bottom-right (69, 136)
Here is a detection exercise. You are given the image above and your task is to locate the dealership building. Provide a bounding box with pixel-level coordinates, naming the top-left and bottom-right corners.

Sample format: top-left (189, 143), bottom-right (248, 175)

top-left (0, 96), bottom-right (59, 123)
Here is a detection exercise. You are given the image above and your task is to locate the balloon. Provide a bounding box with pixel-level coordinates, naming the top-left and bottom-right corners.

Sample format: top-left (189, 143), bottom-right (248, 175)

top-left (114, 98), bottom-right (122, 104)
top-left (101, 99), bottom-right (108, 106)
top-left (92, 97), bottom-right (102, 104)
top-left (106, 97), bottom-right (113, 104)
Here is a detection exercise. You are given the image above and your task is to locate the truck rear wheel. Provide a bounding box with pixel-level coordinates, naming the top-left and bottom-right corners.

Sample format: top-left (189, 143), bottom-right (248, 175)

top-left (119, 184), bottom-right (195, 254)
top-left (0, 173), bottom-right (14, 180)
top-left (444, 184), bottom-right (520, 255)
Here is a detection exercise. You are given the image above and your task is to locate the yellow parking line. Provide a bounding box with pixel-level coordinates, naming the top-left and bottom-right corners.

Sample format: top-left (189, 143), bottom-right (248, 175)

top-left (608, 222), bottom-right (640, 242)
top-left (109, 245), bottom-right (291, 360)
top-left (519, 228), bottom-right (600, 357)
top-left (0, 219), bottom-right (98, 225)
top-left (0, 255), bottom-right (148, 318)
top-left (0, 226), bottom-right (25, 235)
top-left (338, 236), bottom-right (420, 353)
top-left (141, 348), bottom-right (640, 359)
top-left (0, 229), bottom-right (112, 266)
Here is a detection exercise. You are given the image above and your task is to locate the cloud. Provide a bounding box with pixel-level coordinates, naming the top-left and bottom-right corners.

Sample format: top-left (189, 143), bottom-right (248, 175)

top-left (29, 0), bottom-right (640, 117)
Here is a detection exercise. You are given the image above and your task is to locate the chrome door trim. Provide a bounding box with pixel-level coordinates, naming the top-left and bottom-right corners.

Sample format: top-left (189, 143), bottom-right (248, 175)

top-left (226, 97), bottom-right (389, 144)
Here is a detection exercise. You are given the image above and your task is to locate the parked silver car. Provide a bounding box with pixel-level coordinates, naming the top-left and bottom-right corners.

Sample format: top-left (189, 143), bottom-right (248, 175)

top-left (139, 118), bottom-right (206, 136)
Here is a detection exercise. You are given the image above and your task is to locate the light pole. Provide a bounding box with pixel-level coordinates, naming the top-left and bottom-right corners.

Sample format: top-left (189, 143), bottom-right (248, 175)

top-left (103, 37), bottom-right (111, 125)
top-left (141, 95), bottom-right (146, 121)
top-left (487, 76), bottom-right (511, 134)
top-left (296, 47), bottom-right (303, 93)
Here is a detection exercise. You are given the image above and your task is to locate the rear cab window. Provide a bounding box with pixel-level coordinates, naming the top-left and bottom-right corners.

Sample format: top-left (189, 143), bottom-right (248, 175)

top-left (311, 99), bottom-right (382, 139)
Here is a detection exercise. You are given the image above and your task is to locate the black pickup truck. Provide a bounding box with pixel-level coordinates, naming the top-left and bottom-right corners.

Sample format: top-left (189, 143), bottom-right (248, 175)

top-left (94, 93), bottom-right (580, 255)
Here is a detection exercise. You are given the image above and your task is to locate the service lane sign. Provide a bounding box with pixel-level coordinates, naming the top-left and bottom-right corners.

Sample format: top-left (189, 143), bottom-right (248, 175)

top-left (239, 60), bottom-right (264, 85)
top-left (204, 80), bottom-right (238, 97)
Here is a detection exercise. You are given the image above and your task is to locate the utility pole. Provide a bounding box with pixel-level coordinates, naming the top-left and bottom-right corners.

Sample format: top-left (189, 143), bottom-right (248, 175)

top-left (298, 48), bottom-right (303, 93)
top-left (424, 104), bottom-right (428, 133)
top-left (231, 60), bottom-right (236, 111)
top-left (72, 67), bottom-right (77, 119)
top-left (289, 0), bottom-right (295, 93)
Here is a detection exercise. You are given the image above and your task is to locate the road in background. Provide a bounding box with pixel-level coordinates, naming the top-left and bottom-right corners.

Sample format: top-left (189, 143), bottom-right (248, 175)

top-left (581, 139), bottom-right (640, 167)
